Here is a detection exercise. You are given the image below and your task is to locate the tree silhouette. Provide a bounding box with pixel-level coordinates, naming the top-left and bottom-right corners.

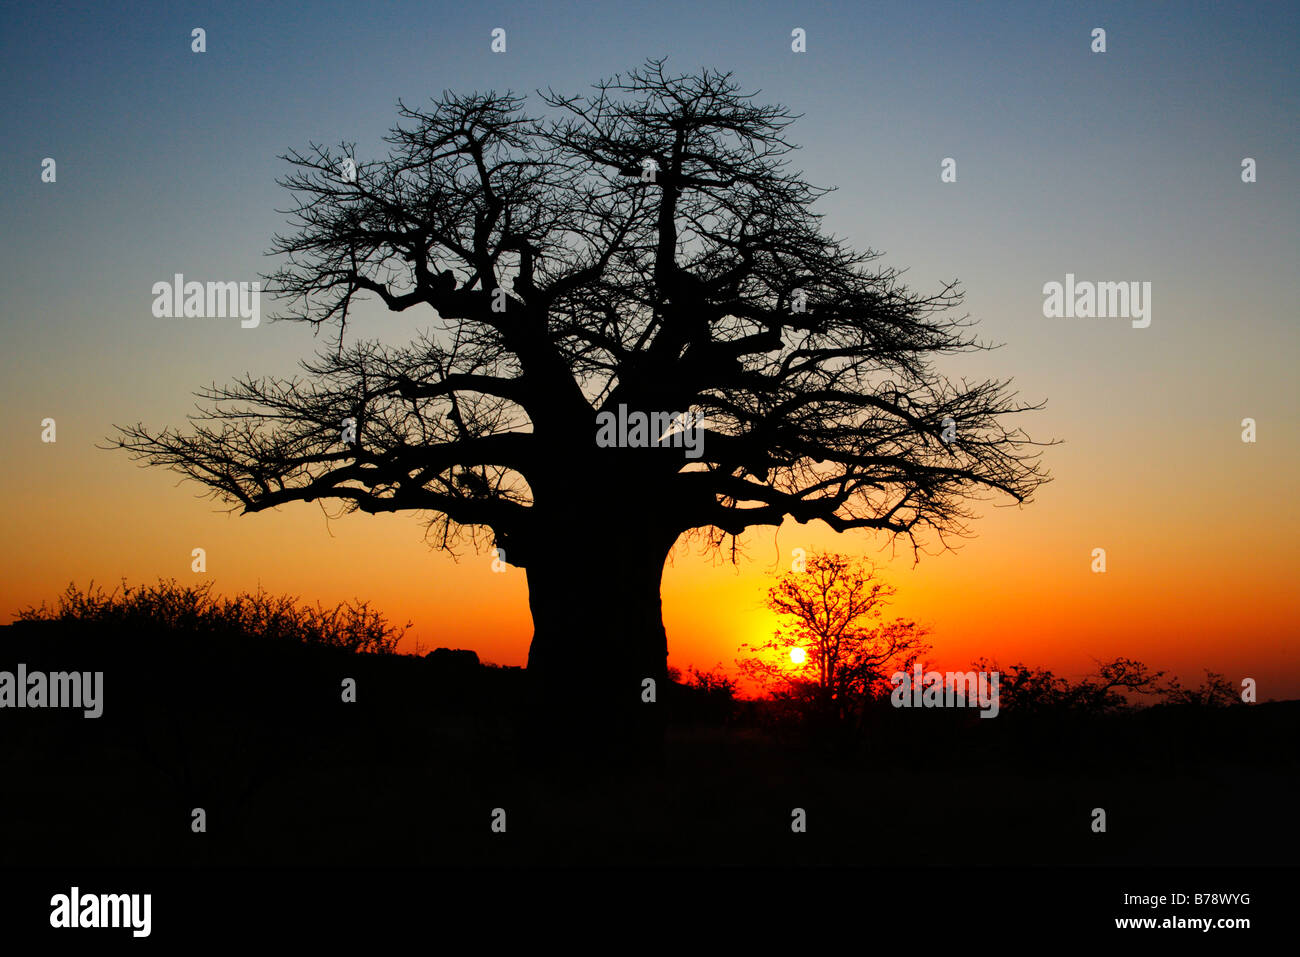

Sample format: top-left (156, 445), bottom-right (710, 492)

top-left (111, 60), bottom-right (1049, 752)
top-left (738, 551), bottom-right (930, 747)
top-left (1160, 670), bottom-right (1240, 708)
top-left (971, 656), bottom-right (1166, 716)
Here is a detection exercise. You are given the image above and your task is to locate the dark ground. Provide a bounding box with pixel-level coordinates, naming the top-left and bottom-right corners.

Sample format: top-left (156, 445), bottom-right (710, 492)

top-left (1, 619), bottom-right (1295, 868)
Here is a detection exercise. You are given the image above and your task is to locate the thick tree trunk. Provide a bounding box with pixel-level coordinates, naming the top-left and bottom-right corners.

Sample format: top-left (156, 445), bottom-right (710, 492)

top-left (520, 521), bottom-right (676, 766)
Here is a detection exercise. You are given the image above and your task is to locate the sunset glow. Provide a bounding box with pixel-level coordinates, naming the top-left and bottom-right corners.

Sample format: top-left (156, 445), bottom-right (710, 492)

top-left (1, 1), bottom-right (1295, 704)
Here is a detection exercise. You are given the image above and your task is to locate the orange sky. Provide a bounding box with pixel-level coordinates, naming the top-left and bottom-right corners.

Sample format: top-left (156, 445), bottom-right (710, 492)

top-left (3, 405), bottom-right (1296, 700)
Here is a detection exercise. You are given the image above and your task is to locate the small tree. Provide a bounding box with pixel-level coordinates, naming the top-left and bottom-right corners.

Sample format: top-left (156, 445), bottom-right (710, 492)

top-left (738, 551), bottom-right (929, 743)
top-left (673, 664), bottom-right (740, 725)
top-left (972, 655), bottom-right (1165, 716)
top-left (1074, 656), bottom-right (1165, 712)
top-left (684, 664), bottom-right (740, 699)
top-left (1160, 670), bottom-right (1240, 708)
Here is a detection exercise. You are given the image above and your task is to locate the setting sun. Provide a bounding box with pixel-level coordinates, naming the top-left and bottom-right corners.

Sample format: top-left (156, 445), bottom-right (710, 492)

top-left (790, 647), bottom-right (806, 665)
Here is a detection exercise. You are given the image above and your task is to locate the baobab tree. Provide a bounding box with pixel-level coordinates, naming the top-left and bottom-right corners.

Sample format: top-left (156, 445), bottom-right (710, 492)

top-left (112, 59), bottom-right (1049, 753)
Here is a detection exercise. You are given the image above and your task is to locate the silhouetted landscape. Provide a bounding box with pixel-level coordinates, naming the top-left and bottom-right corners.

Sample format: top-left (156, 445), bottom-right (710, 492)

top-left (3, 581), bottom-right (1294, 868)
top-left (6, 4), bottom-right (1296, 940)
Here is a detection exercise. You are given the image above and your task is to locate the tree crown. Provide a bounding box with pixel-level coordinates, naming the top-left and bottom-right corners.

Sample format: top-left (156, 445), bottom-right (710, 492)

top-left (112, 59), bottom-right (1051, 565)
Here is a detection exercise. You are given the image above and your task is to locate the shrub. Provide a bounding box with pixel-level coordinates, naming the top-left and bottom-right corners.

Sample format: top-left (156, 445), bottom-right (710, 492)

top-left (14, 578), bottom-right (407, 654)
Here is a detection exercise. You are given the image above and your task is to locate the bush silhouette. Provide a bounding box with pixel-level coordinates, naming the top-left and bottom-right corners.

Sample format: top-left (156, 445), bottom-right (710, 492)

top-left (15, 578), bottom-right (407, 655)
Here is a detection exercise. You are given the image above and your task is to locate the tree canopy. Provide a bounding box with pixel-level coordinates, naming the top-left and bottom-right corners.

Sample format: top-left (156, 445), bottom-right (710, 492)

top-left (113, 59), bottom-right (1050, 565)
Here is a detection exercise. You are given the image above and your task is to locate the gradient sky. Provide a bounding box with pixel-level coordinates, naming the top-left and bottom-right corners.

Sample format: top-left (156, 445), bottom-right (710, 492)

top-left (2, 1), bottom-right (1297, 697)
